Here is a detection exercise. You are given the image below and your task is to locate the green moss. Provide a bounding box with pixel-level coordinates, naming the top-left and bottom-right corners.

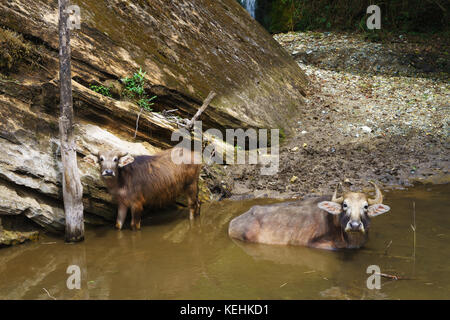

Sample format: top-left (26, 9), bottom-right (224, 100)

top-left (0, 229), bottom-right (39, 246)
top-left (0, 28), bottom-right (41, 73)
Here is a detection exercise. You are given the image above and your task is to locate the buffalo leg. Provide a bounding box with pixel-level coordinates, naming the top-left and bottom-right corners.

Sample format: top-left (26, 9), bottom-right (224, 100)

top-left (130, 205), bottom-right (143, 231)
top-left (116, 203), bottom-right (127, 230)
top-left (134, 209), bottom-right (142, 231)
top-left (186, 180), bottom-right (199, 220)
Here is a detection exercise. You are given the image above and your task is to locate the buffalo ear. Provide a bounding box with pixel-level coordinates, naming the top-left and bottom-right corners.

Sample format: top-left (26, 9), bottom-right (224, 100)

top-left (83, 154), bottom-right (98, 166)
top-left (367, 204), bottom-right (390, 217)
top-left (119, 155), bottom-right (134, 167)
top-left (318, 201), bottom-right (342, 215)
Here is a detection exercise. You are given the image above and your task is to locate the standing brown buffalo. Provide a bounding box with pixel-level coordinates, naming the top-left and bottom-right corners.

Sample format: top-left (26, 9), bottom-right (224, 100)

top-left (86, 147), bottom-right (201, 230)
top-left (228, 182), bottom-right (390, 250)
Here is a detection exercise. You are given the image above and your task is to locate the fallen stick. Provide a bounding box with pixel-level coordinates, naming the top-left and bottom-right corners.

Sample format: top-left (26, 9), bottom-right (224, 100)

top-left (376, 272), bottom-right (414, 281)
top-left (186, 91), bottom-right (216, 131)
top-left (361, 249), bottom-right (413, 261)
top-left (162, 109), bottom-right (178, 116)
top-left (412, 201), bottom-right (416, 260)
top-left (384, 240), bottom-right (393, 255)
top-left (43, 288), bottom-right (56, 300)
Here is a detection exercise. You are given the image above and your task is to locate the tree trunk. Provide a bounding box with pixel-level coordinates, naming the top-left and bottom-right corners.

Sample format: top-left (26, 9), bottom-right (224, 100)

top-left (58, 0), bottom-right (84, 242)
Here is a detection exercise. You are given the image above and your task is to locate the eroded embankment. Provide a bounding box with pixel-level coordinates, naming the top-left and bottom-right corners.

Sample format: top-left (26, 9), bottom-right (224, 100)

top-left (0, 0), bottom-right (309, 243)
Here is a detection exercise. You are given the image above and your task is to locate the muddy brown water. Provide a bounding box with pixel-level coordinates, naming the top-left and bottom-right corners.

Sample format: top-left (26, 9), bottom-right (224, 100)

top-left (0, 184), bottom-right (448, 300)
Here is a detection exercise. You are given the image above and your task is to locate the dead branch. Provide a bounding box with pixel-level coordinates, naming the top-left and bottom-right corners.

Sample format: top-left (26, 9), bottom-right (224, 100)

top-left (376, 273), bottom-right (414, 281)
top-left (360, 249), bottom-right (413, 261)
top-left (43, 288), bottom-right (56, 300)
top-left (134, 108), bottom-right (143, 138)
top-left (186, 91), bottom-right (216, 131)
top-left (412, 201), bottom-right (416, 260)
top-left (58, 0), bottom-right (84, 242)
top-left (425, 0), bottom-right (446, 12)
top-left (384, 240), bottom-right (393, 255)
top-left (162, 109), bottom-right (178, 116)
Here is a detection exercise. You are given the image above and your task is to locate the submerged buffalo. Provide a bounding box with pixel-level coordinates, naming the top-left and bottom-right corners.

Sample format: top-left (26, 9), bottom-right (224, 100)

top-left (86, 147), bottom-right (201, 230)
top-left (228, 182), bottom-right (390, 250)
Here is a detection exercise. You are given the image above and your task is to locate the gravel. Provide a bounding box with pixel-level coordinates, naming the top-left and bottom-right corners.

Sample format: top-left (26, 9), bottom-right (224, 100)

top-left (225, 31), bottom-right (450, 199)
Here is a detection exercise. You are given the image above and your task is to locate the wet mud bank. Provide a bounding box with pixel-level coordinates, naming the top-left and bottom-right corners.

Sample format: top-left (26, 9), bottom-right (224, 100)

top-left (225, 31), bottom-right (449, 200)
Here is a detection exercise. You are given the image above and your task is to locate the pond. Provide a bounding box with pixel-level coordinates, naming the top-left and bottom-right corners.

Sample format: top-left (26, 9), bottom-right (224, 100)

top-left (0, 184), bottom-right (448, 299)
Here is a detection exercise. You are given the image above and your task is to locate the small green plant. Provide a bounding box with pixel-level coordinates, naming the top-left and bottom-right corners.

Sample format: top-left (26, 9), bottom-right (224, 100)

top-left (90, 84), bottom-right (112, 97)
top-left (121, 68), bottom-right (147, 99)
top-left (137, 96), bottom-right (157, 112)
top-left (122, 68), bottom-right (158, 138)
top-left (121, 68), bottom-right (157, 112)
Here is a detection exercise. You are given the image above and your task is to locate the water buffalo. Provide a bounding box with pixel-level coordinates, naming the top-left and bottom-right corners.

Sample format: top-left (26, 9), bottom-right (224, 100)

top-left (228, 182), bottom-right (390, 250)
top-left (86, 147), bottom-right (201, 230)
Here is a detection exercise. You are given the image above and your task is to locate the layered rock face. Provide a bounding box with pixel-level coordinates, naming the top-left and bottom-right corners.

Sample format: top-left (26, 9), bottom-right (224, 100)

top-left (0, 0), bottom-right (307, 238)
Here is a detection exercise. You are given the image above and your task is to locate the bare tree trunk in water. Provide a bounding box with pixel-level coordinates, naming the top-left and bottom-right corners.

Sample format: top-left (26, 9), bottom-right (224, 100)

top-left (58, 0), bottom-right (84, 242)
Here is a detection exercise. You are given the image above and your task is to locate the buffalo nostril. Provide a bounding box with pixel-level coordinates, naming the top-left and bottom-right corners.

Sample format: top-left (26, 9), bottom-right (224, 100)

top-left (103, 169), bottom-right (114, 176)
top-left (350, 221), bottom-right (361, 230)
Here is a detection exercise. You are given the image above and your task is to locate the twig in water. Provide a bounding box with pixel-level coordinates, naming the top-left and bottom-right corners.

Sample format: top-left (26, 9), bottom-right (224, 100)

top-left (360, 249), bottom-right (412, 261)
top-left (411, 201), bottom-right (416, 260)
top-left (384, 240), bottom-right (393, 255)
top-left (375, 272), bottom-right (413, 281)
top-left (43, 288), bottom-right (56, 300)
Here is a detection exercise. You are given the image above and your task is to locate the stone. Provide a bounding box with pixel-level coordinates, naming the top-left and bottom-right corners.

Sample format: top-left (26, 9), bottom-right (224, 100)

top-left (0, 0), bottom-right (307, 131)
top-left (0, 229), bottom-right (39, 246)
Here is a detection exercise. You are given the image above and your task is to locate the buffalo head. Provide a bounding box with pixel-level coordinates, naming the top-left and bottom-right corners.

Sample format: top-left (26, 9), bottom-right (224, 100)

top-left (318, 182), bottom-right (390, 248)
